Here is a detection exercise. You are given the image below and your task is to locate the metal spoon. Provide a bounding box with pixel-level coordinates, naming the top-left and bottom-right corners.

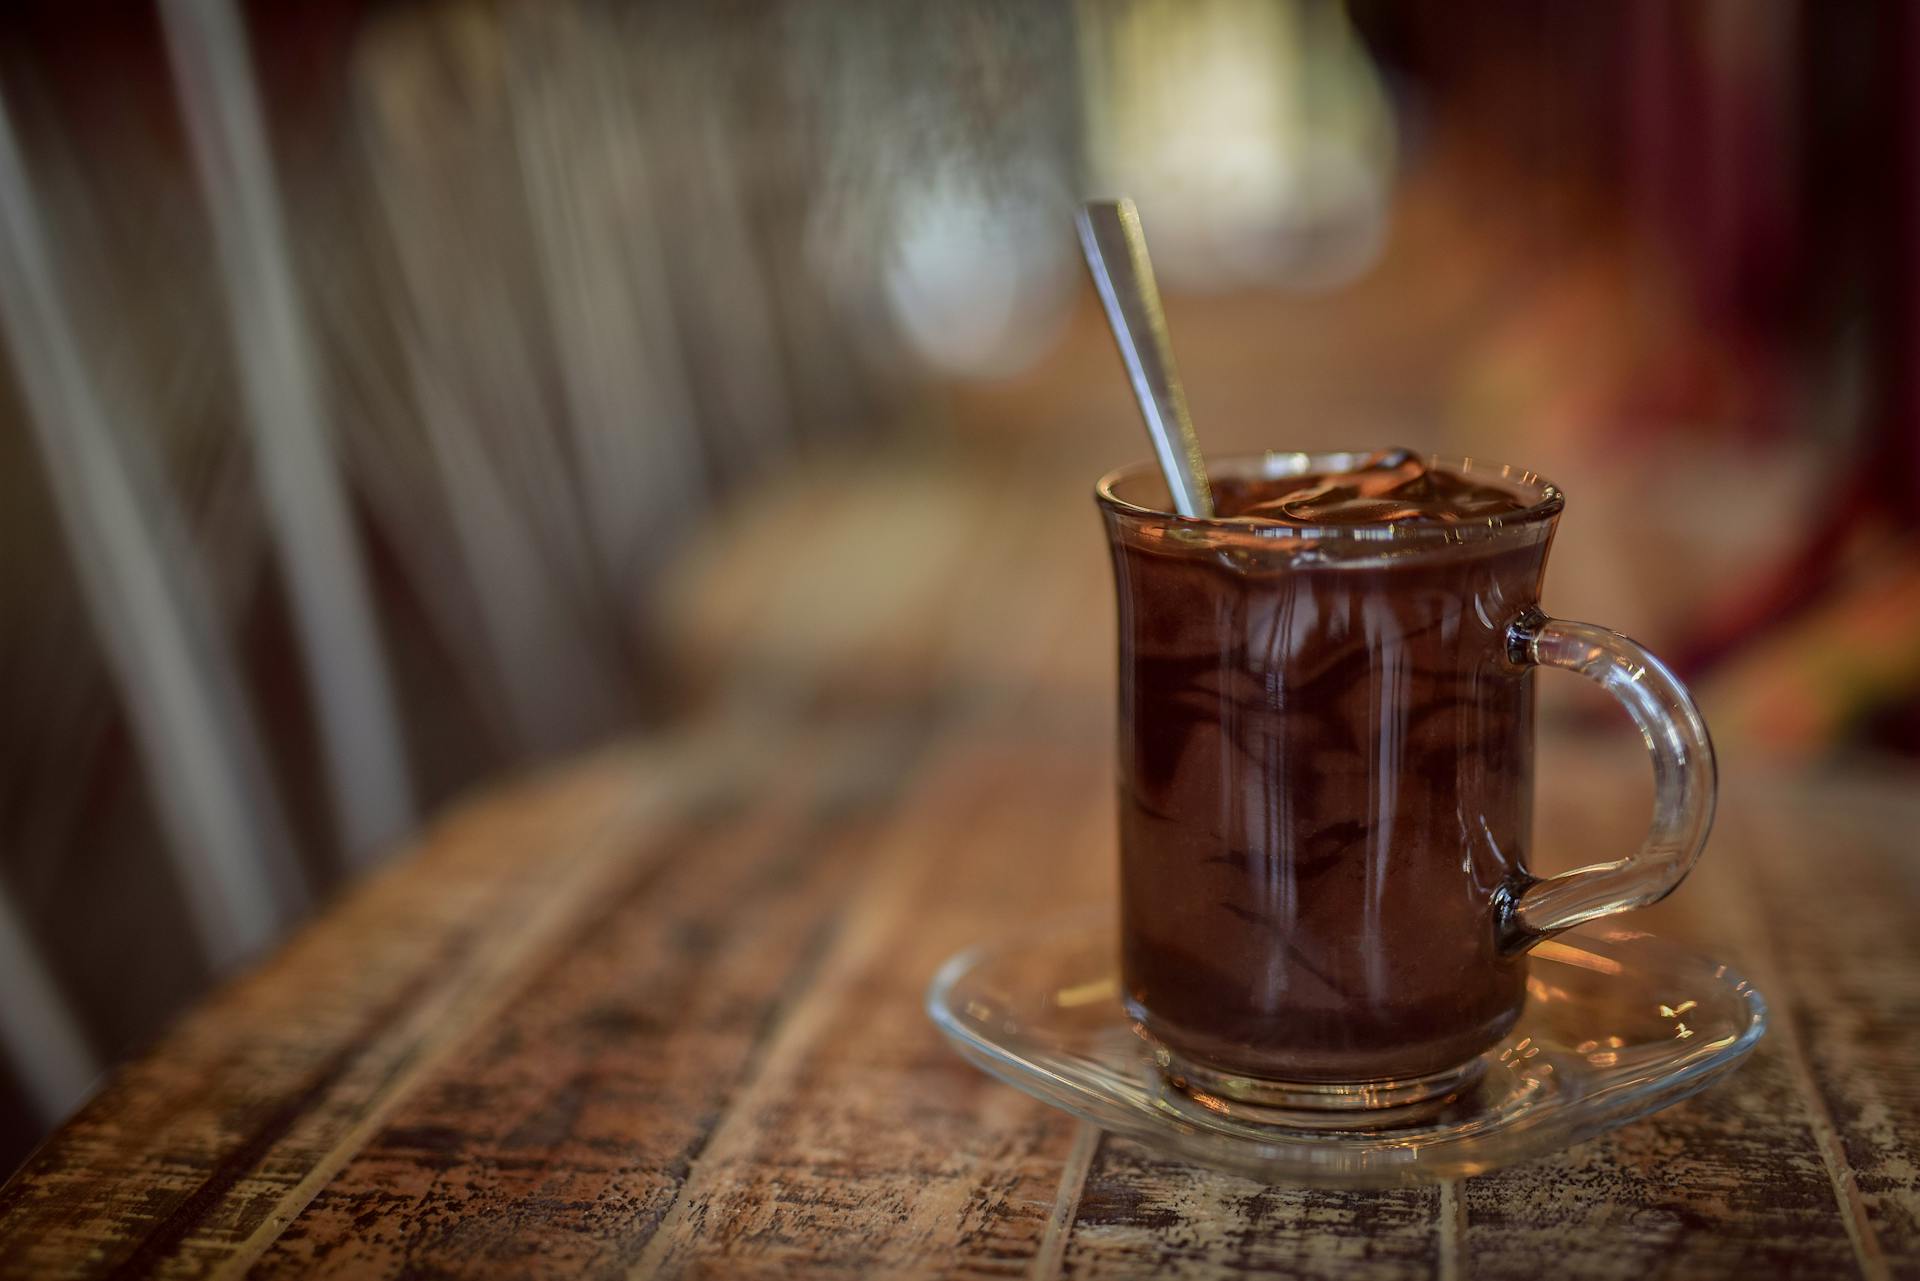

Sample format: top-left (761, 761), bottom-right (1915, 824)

top-left (1075, 198), bottom-right (1214, 518)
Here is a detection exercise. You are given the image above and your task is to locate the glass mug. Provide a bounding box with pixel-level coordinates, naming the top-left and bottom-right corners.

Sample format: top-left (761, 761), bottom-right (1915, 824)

top-left (1097, 451), bottom-right (1715, 1118)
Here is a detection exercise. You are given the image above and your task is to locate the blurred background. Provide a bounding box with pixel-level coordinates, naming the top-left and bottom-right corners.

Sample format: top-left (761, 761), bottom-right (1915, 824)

top-left (1, 0), bottom-right (1916, 1172)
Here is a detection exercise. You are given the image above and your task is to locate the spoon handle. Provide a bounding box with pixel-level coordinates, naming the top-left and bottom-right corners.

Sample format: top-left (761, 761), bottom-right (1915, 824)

top-left (1076, 199), bottom-right (1213, 518)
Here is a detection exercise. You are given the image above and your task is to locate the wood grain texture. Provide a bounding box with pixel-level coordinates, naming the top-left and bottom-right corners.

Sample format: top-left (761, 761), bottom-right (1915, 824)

top-left (0, 745), bottom-right (664, 1279)
top-left (1062, 1135), bottom-right (1444, 1280)
top-left (242, 735), bottom-right (898, 1278)
top-left (1, 714), bottom-right (1916, 1279)
top-left (627, 736), bottom-right (1111, 1280)
top-left (1741, 770), bottom-right (1920, 1280)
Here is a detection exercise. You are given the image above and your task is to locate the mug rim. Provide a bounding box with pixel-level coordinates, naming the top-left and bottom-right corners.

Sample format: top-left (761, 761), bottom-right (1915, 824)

top-left (1094, 449), bottom-right (1565, 543)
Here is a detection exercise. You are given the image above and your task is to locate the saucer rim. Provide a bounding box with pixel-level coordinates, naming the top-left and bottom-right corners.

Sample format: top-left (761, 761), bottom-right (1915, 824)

top-left (926, 908), bottom-right (1769, 1186)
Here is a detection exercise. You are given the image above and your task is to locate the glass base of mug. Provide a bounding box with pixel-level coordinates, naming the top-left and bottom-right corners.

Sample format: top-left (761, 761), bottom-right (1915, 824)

top-left (1160, 1049), bottom-right (1484, 1131)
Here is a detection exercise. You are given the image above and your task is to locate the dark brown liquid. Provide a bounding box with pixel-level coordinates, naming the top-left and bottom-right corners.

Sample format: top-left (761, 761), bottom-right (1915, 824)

top-left (1107, 454), bottom-right (1548, 1083)
top-left (1212, 447), bottom-right (1533, 526)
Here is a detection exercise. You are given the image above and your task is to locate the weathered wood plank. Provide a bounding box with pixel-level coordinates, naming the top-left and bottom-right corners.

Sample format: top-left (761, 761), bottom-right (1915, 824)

top-left (1030, 1122), bottom-right (1102, 1280)
top-left (0, 746), bottom-right (668, 1279)
top-left (0, 720), bottom-right (871, 1280)
top-left (627, 735), bottom-right (1113, 1279)
top-left (240, 729), bottom-right (922, 1278)
top-left (1462, 1045), bottom-right (1860, 1280)
top-left (1740, 768), bottom-right (1920, 1279)
top-left (1061, 1136), bottom-right (1444, 1281)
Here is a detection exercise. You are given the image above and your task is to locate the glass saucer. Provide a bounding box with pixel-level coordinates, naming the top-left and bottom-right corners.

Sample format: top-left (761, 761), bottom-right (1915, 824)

top-left (926, 909), bottom-right (1767, 1187)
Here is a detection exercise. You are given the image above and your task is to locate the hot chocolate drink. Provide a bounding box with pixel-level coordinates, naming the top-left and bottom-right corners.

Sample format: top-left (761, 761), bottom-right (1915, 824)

top-left (1103, 450), bottom-right (1551, 1090)
top-left (1211, 447), bottom-right (1532, 526)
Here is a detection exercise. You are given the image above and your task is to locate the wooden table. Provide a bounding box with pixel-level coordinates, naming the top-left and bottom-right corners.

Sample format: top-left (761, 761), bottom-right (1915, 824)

top-left (3, 435), bottom-right (1917, 1278)
top-left (0, 684), bottom-right (1915, 1278)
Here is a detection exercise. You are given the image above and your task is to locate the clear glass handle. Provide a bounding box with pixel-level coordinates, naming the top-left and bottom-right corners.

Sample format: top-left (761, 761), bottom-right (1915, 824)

top-left (1501, 610), bottom-right (1717, 953)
